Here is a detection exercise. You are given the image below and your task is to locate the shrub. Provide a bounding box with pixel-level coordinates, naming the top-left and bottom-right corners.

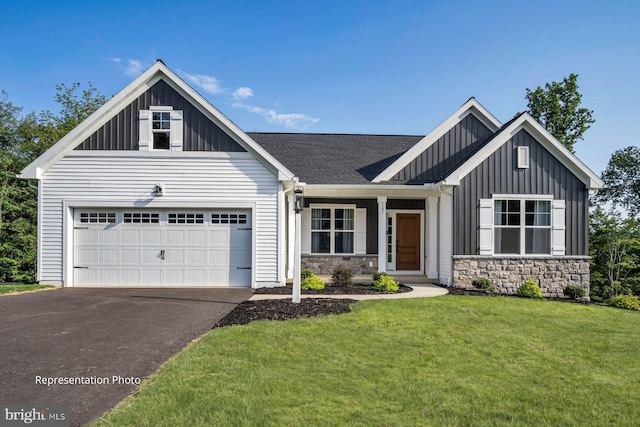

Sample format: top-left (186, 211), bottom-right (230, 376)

top-left (300, 268), bottom-right (314, 281)
top-left (331, 263), bottom-right (353, 286)
top-left (610, 294), bottom-right (640, 310)
top-left (301, 275), bottom-right (325, 291)
top-left (517, 279), bottom-right (543, 299)
top-left (373, 274), bottom-right (399, 292)
top-left (472, 278), bottom-right (494, 292)
top-left (563, 285), bottom-right (585, 300)
top-left (372, 271), bottom-right (389, 281)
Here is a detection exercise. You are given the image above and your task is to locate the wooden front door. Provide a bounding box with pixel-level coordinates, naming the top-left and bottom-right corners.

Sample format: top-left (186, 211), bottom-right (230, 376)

top-left (396, 213), bottom-right (420, 270)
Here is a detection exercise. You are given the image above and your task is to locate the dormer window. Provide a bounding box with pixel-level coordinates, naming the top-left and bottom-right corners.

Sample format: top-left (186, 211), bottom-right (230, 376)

top-left (138, 106), bottom-right (183, 151)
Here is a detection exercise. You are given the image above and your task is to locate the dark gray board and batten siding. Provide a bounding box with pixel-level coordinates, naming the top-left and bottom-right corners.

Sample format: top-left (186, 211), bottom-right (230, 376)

top-left (390, 114), bottom-right (494, 183)
top-left (75, 80), bottom-right (246, 152)
top-left (453, 129), bottom-right (589, 256)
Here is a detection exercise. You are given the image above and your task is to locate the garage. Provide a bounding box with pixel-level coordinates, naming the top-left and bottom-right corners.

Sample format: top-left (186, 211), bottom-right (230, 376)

top-left (73, 209), bottom-right (252, 287)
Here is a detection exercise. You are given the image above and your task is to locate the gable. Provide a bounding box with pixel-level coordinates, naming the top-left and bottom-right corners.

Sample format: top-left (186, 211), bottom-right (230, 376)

top-left (75, 80), bottom-right (245, 152)
top-left (388, 114), bottom-right (493, 183)
top-left (453, 128), bottom-right (589, 256)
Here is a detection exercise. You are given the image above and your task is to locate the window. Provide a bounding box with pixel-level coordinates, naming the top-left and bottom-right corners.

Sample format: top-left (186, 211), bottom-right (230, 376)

top-left (80, 212), bottom-right (116, 224)
top-left (123, 213), bottom-right (159, 224)
top-left (152, 111), bottom-right (171, 150)
top-left (138, 107), bottom-right (183, 151)
top-left (168, 213), bottom-right (204, 224)
top-left (211, 213), bottom-right (247, 224)
top-left (311, 207), bottom-right (354, 254)
top-left (494, 199), bottom-right (550, 254)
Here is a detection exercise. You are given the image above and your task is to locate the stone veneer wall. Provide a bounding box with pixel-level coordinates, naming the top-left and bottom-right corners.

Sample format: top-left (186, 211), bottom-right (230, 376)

top-left (302, 255), bottom-right (378, 275)
top-left (452, 256), bottom-right (590, 299)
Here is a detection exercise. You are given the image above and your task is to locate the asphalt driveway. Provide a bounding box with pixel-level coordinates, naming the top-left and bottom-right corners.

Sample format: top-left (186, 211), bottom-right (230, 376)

top-left (0, 287), bottom-right (252, 426)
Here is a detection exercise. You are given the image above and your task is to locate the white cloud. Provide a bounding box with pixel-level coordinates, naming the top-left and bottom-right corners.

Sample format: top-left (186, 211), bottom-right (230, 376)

top-left (180, 71), bottom-right (225, 95)
top-left (233, 87), bottom-right (254, 100)
top-left (110, 58), bottom-right (146, 77)
top-left (233, 102), bottom-right (319, 129)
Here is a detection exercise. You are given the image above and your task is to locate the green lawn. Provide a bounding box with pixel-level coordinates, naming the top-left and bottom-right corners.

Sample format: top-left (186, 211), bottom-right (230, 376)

top-left (0, 284), bottom-right (55, 295)
top-left (93, 296), bottom-right (640, 426)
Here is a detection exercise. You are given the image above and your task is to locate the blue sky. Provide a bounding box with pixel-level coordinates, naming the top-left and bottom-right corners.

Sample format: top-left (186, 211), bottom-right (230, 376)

top-left (1, 0), bottom-right (638, 175)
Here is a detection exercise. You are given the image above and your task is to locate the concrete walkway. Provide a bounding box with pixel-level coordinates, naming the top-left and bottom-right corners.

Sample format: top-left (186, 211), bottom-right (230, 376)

top-left (250, 275), bottom-right (448, 301)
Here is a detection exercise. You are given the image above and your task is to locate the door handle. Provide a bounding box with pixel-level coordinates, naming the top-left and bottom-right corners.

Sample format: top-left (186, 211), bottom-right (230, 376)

top-left (159, 250), bottom-right (165, 260)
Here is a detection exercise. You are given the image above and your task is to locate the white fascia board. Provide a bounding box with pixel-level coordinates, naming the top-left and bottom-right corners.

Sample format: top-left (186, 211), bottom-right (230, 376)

top-left (20, 61), bottom-right (295, 181)
top-left (302, 183), bottom-right (442, 198)
top-left (443, 113), bottom-right (604, 190)
top-left (372, 98), bottom-right (502, 183)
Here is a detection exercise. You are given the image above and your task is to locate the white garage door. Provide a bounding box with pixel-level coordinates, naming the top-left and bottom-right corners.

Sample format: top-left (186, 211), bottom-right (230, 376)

top-left (73, 209), bottom-right (252, 287)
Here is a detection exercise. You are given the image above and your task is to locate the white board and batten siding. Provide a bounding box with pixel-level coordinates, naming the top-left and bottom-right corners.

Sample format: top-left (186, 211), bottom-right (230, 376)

top-left (40, 152), bottom-right (281, 287)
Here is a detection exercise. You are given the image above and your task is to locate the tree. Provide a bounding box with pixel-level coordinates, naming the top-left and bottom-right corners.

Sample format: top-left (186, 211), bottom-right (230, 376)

top-left (525, 73), bottom-right (595, 153)
top-left (597, 146), bottom-right (640, 218)
top-left (589, 207), bottom-right (640, 301)
top-left (0, 84), bottom-right (106, 282)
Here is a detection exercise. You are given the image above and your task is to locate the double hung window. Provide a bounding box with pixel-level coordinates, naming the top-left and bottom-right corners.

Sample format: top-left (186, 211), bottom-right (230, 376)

top-left (494, 199), bottom-right (551, 255)
top-left (311, 207), bottom-right (355, 254)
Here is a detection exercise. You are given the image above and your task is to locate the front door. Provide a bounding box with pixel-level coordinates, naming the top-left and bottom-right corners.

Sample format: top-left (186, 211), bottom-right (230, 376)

top-left (396, 213), bottom-right (420, 270)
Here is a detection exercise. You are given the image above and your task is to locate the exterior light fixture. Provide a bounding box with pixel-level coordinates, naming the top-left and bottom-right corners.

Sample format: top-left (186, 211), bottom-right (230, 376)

top-left (294, 185), bottom-right (304, 213)
top-left (154, 183), bottom-right (164, 197)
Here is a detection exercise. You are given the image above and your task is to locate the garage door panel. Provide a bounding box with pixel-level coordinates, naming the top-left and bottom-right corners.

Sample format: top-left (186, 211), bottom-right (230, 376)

top-left (121, 229), bottom-right (142, 245)
top-left (209, 229), bottom-right (229, 245)
top-left (74, 209), bottom-right (251, 287)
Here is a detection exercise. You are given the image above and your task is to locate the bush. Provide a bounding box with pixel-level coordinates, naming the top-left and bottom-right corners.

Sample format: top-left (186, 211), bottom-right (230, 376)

top-left (372, 271), bottom-right (389, 281)
top-left (563, 285), bottom-right (585, 300)
top-left (610, 294), bottom-right (640, 310)
top-left (472, 278), bottom-right (494, 292)
top-left (517, 279), bottom-right (543, 299)
top-left (301, 275), bottom-right (325, 290)
top-left (373, 274), bottom-right (399, 292)
top-left (331, 263), bottom-right (353, 286)
top-left (300, 268), bottom-right (314, 281)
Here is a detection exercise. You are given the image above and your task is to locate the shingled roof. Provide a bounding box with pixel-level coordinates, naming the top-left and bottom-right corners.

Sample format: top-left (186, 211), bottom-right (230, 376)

top-left (248, 133), bottom-right (422, 185)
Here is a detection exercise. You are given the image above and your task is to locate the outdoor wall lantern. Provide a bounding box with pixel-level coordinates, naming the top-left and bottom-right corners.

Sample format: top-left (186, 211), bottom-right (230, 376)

top-left (294, 184), bottom-right (304, 213)
top-left (154, 183), bottom-right (164, 197)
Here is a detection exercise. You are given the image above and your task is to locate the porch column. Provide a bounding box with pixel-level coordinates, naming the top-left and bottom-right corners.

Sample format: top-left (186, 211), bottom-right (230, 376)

top-left (427, 196), bottom-right (439, 279)
top-left (377, 196), bottom-right (387, 272)
top-left (287, 192), bottom-right (295, 278)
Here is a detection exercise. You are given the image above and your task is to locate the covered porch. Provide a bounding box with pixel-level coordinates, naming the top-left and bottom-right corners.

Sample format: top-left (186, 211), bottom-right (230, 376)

top-left (284, 184), bottom-right (455, 286)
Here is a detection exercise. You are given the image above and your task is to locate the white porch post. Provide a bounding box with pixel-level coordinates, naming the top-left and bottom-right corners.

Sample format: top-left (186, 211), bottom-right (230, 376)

top-left (427, 196), bottom-right (439, 279)
top-left (287, 192), bottom-right (295, 278)
top-left (293, 209), bottom-right (301, 303)
top-left (377, 196), bottom-right (387, 272)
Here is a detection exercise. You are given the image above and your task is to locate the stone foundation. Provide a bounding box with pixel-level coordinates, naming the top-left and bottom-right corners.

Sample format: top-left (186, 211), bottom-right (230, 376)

top-left (302, 255), bottom-right (378, 275)
top-left (452, 256), bottom-right (590, 299)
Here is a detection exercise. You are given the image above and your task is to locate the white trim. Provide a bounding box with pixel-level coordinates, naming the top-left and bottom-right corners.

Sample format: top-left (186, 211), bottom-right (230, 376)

top-left (286, 193), bottom-right (295, 277)
top-left (492, 194), bottom-right (554, 200)
top-left (427, 197), bottom-right (438, 278)
top-left (19, 61), bottom-right (295, 181)
top-left (377, 196), bottom-right (387, 272)
top-left (62, 200), bottom-right (257, 288)
top-left (36, 181), bottom-right (42, 282)
top-left (443, 113), bottom-right (603, 189)
top-left (373, 98), bottom-right (502, 182)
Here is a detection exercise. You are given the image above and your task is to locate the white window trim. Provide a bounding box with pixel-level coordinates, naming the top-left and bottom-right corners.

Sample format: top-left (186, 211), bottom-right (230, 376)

top-left (139, 106), bottom-right (183, 152)
top-left (309, 204), bottom-right (357, 255)
top-left (479, 194), bottom-right (565, 257)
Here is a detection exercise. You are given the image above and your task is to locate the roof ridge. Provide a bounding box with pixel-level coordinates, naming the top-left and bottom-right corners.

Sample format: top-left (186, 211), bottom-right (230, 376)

top-left (246, 131), bottom-right (425, 137)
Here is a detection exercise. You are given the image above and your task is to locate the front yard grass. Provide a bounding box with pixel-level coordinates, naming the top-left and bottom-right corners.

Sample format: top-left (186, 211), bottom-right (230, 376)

top-left (94, 296), bottom-right (640, 426)
top-left (0, 284), bottom-right (55, 295)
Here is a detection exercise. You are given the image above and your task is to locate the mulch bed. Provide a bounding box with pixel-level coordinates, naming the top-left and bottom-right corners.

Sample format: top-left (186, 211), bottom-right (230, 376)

top-left (254, 283), bottom-right (413, 295)
top-left (214, 298), bottom-right (356, 328)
